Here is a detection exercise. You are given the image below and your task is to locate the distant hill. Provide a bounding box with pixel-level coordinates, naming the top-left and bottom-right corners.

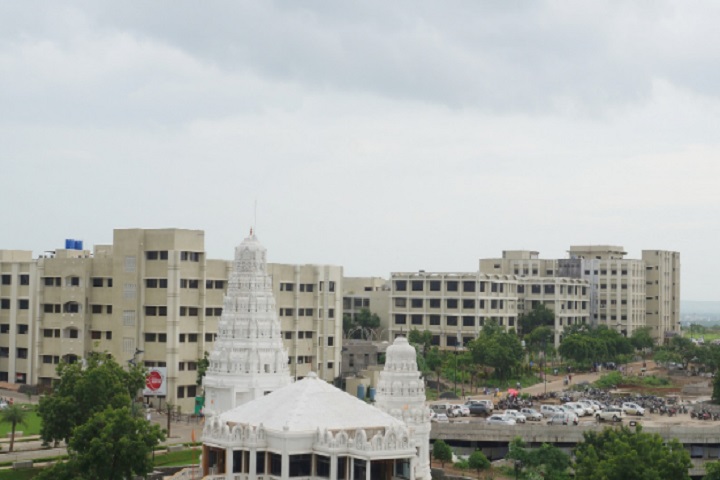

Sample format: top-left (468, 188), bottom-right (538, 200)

top-left (681, 301), bottom-right (720, 315)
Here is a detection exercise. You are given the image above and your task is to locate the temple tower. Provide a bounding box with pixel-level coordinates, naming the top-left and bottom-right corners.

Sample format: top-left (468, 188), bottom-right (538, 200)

top-left (374, 336), bottom-right (432, 480)
top-left (202, 231), bottom-right (291, 415)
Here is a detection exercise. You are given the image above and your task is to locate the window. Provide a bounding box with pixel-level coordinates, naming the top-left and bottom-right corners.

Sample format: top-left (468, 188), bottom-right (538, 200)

top-left (43, 355), bottom-right (53, 364)
top-left (124, 283), bottom-right (136, 299)
top-left (429, 298), bottom-right (441, 308)
top-left (462, 299), bottom-right (475, 309)
top-left (179, 362), bottom-right (185, 371)
top-left (329, 281), bottom-right (335, 292)
top-left (429, 315), bottom-right (440, 326)
top-left (91, 330), bottom-right (102, 340)
top-left (1, 299), bottom-right (10, 310)
top-left (18, 299), bottom-right (29, 310)
top-left (180, 251), bottom-right (200, 262)
top-left (146, 251), bottom-right (158, 260)
top-left (158, 333), bottom-right (167, 342)
top-left (188, 333), bottom-right (198, 342)
top-left (394, 298), bottom-right (406, 307)
top-left (145, 333), bottom-right (157, 342)
top-left (43, 328), bottom-right (53, 337)
top-left (205, 333), bottom-right (216, 342)
top-left (394, 280), bottom-right (407, 291)
top-left (17, 348), bottom-right (28, 359)
top-left (177, 386), bottom-right (185, 398)
top-left (446, 281), bottom-right (458, 292)
top-left (446, 316), bottom-right (458, 326)
top-left (394, 314), bottom-right (407, 325)
top-left (187, 385), bottom-right (197, 397)
top-left (145, 306), bottom-right (157, 316)
top-left (125, 256), bottom-right (136, 272)
top-left (327, 336), bottom-right (334, 347)
top-left (463, 281), bottom-right (476, 292)
top-left (280, 282), bottom-right (294, 292)
top-left (19, 274), bottom-right (29, 285)
top-left (146, 279), bottom-right (158, 288)
top-left (0, 347), bottom-right (8, 358)
top-left (411, 280), bottom-right (423, 291)
top-left (411, 314), bottom-right (423, 325)
top-left (106, 331), bottom-right (112, 340)
top-left (179, 334), bottom-right (186, 343)
top-left (328, 309), bottom-right (334, 318)
top-left (463, 316), bottom-right (474, 327)
top-left (45, 277), bottom-right (60, 286)
top-left (1, 275), bottom-right (11, 285)
top-left (411, 298), bottom-right (423, 308)
top-left (187, 362), bottom-right (197, 370)
top-left (158, 306), bottom-right (167, 316)
top-left (517, 284), bottom-right (525, 294)
top-left (188, 307), bottom-right (198, 316)
top-left (446, 299), bottom-right (458, 309)
top-left (123, 310), bottom-right (136, 327)
top-left (92, 277), bottom-right (104, 287)
top-left (92, 304), bottom-right (103, 314)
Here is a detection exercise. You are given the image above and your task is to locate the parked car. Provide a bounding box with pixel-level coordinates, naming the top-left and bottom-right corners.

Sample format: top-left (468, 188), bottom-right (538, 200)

top-left (596, 407), bottom-right (625, 422)
top-left (563, 403), bottom-right (588, 417)
top-left (540, 405), bottom-right (561, 417)
top-left (520, 408), bottom-right (543, 421)
top-left (503, 409), bottom-right (527, 424)
top-left (432, 413), bottom-right (450, 423)
top-left (622, 402), bottom-right (646, 416)
top-left (465, 399), bottom-right (494, 414)
top-left (451, 404), bottom-right (470, 417)
top-left (578, 400), bottom-right (598, 413)
top-left (430, 403), bottom-right (457, 418)
top-left (486, 414), bottom-right (516, 426)
top-left (547, 413), bottom-right (579, 426)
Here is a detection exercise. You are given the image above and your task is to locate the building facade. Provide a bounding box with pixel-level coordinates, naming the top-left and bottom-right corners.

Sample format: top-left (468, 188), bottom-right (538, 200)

top-left (0, 228), bottom-right (343, 412)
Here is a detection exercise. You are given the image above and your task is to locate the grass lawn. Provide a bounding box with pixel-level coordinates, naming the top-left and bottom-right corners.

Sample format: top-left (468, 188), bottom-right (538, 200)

top-left (0, 467), bottom-right (42, 479)
top-left (0, 407), bottom-right (41, 437)
top-left (153, 448), bottom-right (201, 467)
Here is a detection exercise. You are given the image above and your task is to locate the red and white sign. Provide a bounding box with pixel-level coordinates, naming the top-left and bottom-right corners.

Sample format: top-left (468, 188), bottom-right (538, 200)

top-left (143, 367), bottom-right (167, 396)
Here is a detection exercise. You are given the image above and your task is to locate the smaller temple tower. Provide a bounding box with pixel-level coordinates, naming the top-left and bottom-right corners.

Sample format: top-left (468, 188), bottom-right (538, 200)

top-left (202, 231), bottom-right (292, 415)
top-left (374, 336), bottom-right (432, 480)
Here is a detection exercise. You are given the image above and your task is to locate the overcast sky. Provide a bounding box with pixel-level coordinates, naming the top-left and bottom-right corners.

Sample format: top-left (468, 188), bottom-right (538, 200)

top-left (1, 1), bottom-right (719, 300)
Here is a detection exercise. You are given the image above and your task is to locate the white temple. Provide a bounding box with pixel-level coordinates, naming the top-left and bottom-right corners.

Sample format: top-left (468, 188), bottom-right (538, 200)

top-left (202, 231), bottom-right (292, 416)
top-left (374, 337), bottom-right (432, 480)
top-left (200, 233), bottom-right (431, 479)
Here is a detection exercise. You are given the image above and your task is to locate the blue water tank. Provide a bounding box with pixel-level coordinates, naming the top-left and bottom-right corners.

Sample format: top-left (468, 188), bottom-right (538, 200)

top-left (65, 239), bottom-right (74, 249)
top-left (368, 387), bottom-right (376, 401)
top-left (74, 240), bottom-right (83, 250)
top-left (357, 384), bottom-right (366, 400)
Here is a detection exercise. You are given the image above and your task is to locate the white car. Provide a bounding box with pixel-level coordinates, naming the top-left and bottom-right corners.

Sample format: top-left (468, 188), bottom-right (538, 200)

top-left (596, 407), bottom-right (625, 422)
top-left (563, 403), bottom-right (587, 417)
top-left (578, 401), bottom-right (598, 413)
top-left (540, 405), bottom-right (561, 417)
top-left (520, 408), bottom-right (543, 421)
top-left (622, 402), bottom-right (645, 416)
top-left (486, 414), bottom-right (516, 426)
top-left (503, 409), bottom-right (527, 424)
top-left (547, 412), bottom-right (579, 426)
top-left (451, 404), bottom-right (470, 417)
top-left (432, 413), bottom-right (450, 423)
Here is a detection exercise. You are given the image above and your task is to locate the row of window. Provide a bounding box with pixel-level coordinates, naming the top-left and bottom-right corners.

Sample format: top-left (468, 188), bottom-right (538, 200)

top-left (1, 274), bottom-right (30, 285)
top-left (394, 313), bottom-right (516, 328)
top-left (394, 298), bottom-right (507, 309)
top-left (0, 324), bottom-right (28, 334)
top-left (279, 282), bottom-right (336, 293)
top-left (1, 299), bottom-right (29, 310)
top-left (176, 384), bottom-right (198, 398)
top-left (0, 347), bottom-right (27, 358)
top-left (394, 279), bottom-right (507, 293)
top-left (144, 332), bottom-right (215, 343)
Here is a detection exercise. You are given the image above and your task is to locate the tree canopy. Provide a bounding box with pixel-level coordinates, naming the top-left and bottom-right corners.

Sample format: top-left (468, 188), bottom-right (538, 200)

top-left (573, 426), bottom-right (691, 480)
top-left (507, 436), bottom-right (570, 480)
top-left (518, 304), bottom-right (555, 336)
top-left (0, 404), bottom-right (28, 452)
top-left (38, 353), bottom-right (146, 444)
top-left (432, 439), bottom-right (453, 467)
top-left (467, 450), bottom-right (490, 478)
top-left (558, 325), bottom-right (632, 366)
top-left (468, 321), bottom-right (523, 380)
top-left (36, 354), bottom-right (165, 480)
top-left (343, 308), bottom-right (381, 338)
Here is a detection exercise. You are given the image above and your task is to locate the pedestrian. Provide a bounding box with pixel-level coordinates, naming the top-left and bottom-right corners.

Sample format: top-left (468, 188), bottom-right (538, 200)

top-left (569, 374), bottom-right (572, 383)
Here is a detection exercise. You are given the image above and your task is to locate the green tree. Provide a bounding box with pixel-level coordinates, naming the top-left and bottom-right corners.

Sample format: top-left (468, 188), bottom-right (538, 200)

top-left (37, 406), bottom-right (165, 480)
top-left (468, 450), bottom-right (490, 478)
top-left (507, 436), bottom-right (570, 480)
top-left (525, 325), bottom-right (554, 355)
top-left (574, 426), bottom-right (691, 480)
top-left (469, 320), bottom-right (523, 381)
top-left (704, 461), bottom-right (720, 480)
top-left (0, 404), bottom-right (28, 452)
top-left (518, 304), bottom-right (555, 336)
top-left (408, 329), bottom-right (433, 357)
top-left (343, 309), bottom-right (381, 338)
top-left (432, 439), bottom-right (453, 468)
top-left (196, 351), bottom-right (210, 387)
top-left (425, 347), bottom-right (444, 395)
top-left (38, 353), bottom-right (145, 444)
top-left (630, 327), bottom-right (655, 351)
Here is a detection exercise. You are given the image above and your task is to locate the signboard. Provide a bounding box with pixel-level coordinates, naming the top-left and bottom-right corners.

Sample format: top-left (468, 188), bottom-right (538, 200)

top-left (143, 367), bottom-right (167, 396)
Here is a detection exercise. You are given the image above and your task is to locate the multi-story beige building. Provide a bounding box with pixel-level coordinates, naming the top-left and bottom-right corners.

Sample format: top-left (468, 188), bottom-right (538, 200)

top-left (342, 276), bottom-right (391, 340)
top-left (389, 272), bottom-right (521, 348)
top-left (480, 246), bottom-right (680, 341)
top-left (0, 228), bottom-right (343, 412)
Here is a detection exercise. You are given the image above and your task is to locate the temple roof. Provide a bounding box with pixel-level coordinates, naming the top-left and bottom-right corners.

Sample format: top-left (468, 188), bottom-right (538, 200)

top-left (219, 372), bottom-right (405, 432)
